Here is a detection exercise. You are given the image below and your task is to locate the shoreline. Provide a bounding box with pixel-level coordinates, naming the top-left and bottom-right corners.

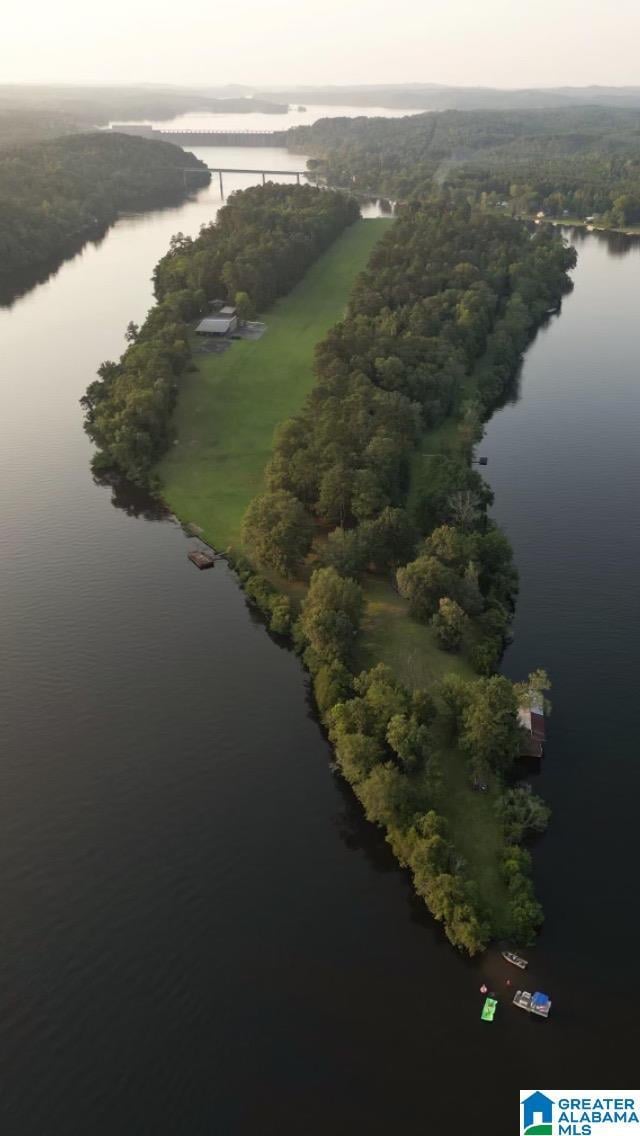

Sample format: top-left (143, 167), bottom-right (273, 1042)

top-left (536, 215), bottom-right (640, 238)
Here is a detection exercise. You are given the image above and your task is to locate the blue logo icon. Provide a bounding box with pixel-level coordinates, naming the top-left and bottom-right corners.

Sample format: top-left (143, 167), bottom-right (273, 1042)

top-left (523, 1091), bottom-right (553, 1135)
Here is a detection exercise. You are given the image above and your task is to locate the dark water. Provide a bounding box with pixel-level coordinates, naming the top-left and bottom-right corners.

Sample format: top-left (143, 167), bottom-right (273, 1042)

top-left (0, 184), bottom-right (637, 1134)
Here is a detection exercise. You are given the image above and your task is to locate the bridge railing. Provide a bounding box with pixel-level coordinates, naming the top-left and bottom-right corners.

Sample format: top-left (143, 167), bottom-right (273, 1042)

top-left (157, 129), bottom-right (284, 136)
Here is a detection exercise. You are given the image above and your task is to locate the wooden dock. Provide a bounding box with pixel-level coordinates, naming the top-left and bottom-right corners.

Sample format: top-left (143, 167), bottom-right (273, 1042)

top-left (188, 549), bottom-right (216, 570)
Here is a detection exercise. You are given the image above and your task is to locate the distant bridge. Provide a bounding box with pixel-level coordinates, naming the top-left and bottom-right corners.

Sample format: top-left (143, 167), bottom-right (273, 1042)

top-left (184, 166), bottom-right (310, 196)
top-left (111, 124), bottom-right (288, 147)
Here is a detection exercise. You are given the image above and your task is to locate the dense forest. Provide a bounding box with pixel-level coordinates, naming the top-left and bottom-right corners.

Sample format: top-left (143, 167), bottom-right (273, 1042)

top-left (82, 183), bottom-right (359, 484)
top-left (289, 106), bottom-right (640, 224)
top-left (152, 182), bottom-right (359, 308)
top-left (240, 200), bottom-right (574, 951)
top-left (0, 131), bottom-right (209, 275)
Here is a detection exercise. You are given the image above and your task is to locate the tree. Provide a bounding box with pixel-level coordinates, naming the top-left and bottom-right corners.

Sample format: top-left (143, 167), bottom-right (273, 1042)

top-left (317, 464), bottom-right (353, 525)
top-left (332, 730), bottom-right (384, 784)
top-left (353, 663), bottom-right (410, 739)
top-left (356, 763), bottom-right (416, 829)
top-left (386, 713), bottom-right (430, 770)
top-left (351, 467), bottom-right (389, 521)
top-left (313, 660), bottom-right (353, 717)
top-left (298, 567), bottom-right (363, 665)
top-left (422, 524), bottom-right (472, 569)
top-left (396, 555), bottom-right (457, 621)
top-left (361, 507), bottom-right (417, 571)
top-left (431, 597), bottom-right (469, 651)
top-left (241, 489), bottom-right (313, 577)
top-left (514, 668), bottom-right (552, 714)
top-left (321, 526), bottom-right (369, 577)
top-left (458, 562), bottom-right (484, 615)
top-left (448, 489), bottom-right (483, 531)
top-left (499, 786), bottom-right (551, 842)
top-left (234, 290), bottom-right (255, 321)
top-left (460, 675), bottom-right (520, 774)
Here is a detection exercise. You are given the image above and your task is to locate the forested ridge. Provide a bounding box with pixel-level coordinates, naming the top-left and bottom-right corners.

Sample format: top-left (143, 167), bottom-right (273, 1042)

top-left (82, 184), bottom-right (359, 484)
top-left (0, 131), bottom-right (209, 275)
top-left (240, 200), bottom-right (574, 951)
top-left (289, 106), bottom-right (640, 226)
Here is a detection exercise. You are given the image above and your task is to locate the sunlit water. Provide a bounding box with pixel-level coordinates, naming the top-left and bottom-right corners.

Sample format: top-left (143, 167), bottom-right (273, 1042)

top-left (111, 103), bottom-right (424, 133)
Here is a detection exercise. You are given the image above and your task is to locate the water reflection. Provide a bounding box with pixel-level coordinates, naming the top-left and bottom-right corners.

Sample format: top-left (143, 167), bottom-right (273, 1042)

top-left (92, 470), bottom-right (170, 520)
top-left (333, 774), bottom-right (403, 874)
top-left (0, 230), bottom-right (110, 309)
top-left (563, 224), bottom-right (640, 258)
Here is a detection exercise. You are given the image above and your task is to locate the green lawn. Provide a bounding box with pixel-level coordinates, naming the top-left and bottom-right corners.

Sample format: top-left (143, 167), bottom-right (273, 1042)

top-left (157, 219), bottom-right (391, 548)
top-left (357, 577), bottom-right (473, 689)
top-left (430, 741), bottom-right (510, 933)
top-left (358, 577), bottom-right (510, 928)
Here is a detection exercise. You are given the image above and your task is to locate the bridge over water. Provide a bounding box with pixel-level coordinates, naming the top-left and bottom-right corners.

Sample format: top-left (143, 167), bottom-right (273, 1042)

top-left (111, 124), bottom-right (288, 147)
top-left (183, 166), bottom-right (310, 196)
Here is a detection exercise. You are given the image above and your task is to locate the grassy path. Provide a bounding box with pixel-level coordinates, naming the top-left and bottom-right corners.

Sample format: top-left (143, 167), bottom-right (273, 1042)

top-left (158, 219), bottom-right (390, 548)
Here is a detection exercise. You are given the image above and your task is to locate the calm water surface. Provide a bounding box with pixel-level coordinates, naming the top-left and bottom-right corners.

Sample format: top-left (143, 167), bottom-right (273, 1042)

top-left (112, 103), bottom-right (423, 132)
top-left (0, 179), bottom-right (637, 1133)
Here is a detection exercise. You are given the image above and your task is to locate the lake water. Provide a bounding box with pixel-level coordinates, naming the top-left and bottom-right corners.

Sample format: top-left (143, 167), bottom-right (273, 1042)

top-left (112, 103), bottom-right (423, 133)
top-left (1, 165), bottom-right (638, 1133)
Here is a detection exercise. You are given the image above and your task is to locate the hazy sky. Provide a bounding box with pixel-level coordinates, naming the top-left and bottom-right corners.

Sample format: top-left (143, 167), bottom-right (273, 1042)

top-left (3, 0), bottom-right (640, 88)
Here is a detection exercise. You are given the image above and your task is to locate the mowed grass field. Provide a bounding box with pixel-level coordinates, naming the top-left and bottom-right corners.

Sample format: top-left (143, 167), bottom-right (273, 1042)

top-left (158, 218), bottom-right (391, 548)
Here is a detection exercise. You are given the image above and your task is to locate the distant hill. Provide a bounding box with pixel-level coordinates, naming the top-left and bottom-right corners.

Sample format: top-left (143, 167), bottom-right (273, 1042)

top-left (0, 85), bottom-right (287, 149)
top-left (256, 83), bottom-right (640, 112)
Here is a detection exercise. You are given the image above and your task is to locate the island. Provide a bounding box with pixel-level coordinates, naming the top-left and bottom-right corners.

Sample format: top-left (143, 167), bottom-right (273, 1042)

top-left (82, 177), bottom-right (574, 954)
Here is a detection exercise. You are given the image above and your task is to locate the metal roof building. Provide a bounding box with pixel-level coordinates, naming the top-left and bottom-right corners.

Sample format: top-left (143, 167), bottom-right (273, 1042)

top-left (195, 315), bottom-right (238, 336)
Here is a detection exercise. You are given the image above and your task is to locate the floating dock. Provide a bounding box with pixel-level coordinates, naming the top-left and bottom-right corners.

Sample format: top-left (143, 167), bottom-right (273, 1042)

top-left (513, 990), bottom-right (551, 1018)
top-left (188, 549), bottom-right (216, 570)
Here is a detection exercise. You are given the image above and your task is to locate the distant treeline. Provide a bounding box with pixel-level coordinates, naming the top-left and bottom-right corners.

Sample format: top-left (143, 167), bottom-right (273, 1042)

top-left (241, 200), bottom-right (573, 950)
top-left (289, 106), bottom-right (640, 224)
top-left (82, 183), bottom-right (359, 484)
top-left (271, 82), bottom-right (640, 112)
top-left (0, 132), bottom-right (209, 276)
top-left (0, 85), bottom-right (287, 150)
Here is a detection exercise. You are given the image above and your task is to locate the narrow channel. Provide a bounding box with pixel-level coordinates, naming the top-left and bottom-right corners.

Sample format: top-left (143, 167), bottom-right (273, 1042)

top-left (0, 150), bottom-right (637, 1131)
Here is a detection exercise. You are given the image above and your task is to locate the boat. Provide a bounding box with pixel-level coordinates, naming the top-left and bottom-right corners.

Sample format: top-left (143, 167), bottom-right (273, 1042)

top-left (501, 949), bottom-right (528, 969)
top-left (481, 996), bottom-right (497, 1022)
top-left (513, 990), bottom-right (551, 1018)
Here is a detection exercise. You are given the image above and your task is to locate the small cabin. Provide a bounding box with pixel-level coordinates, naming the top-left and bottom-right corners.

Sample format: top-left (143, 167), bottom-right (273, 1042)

top-left (518, 692), bottom-right (546, 757)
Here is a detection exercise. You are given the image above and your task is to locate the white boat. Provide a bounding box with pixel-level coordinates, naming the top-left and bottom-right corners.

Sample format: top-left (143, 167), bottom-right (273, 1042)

top-left (501, 949), bottom-right (528, 969)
